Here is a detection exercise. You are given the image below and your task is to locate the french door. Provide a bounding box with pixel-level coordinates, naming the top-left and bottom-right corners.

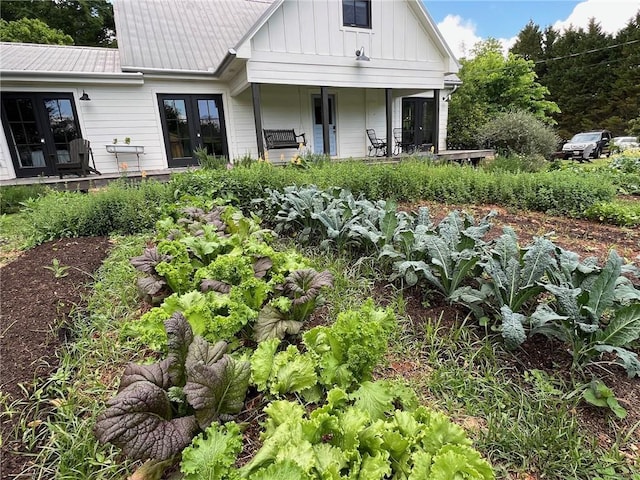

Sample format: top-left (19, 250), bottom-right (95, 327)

top-left (1, 93), bottom-right (82, 178)
top-left (401, 97), bottom-right (436, 152)
top-left (158, 94), bottom-right (228, 167)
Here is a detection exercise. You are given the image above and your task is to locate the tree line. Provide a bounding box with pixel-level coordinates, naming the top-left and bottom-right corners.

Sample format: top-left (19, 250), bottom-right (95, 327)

top-left (0, 0), bottom-right (115, 47)
top-left (448, 12), bottom-right (639, 150)
top-left (511, 13), bottom-right (640, 141)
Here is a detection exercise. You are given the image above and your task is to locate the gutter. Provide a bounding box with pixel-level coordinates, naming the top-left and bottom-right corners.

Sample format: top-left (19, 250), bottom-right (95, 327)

top-left (1, 70), bottom-right (144, 84)
top-left (212, 49), bottom-right (237, 78)
top-left (120, 66), bottom-right (218, 77)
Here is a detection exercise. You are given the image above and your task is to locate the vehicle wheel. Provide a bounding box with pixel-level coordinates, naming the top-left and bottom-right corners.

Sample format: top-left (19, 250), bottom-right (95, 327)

top-left (593, 147), bottom-right (601, 159)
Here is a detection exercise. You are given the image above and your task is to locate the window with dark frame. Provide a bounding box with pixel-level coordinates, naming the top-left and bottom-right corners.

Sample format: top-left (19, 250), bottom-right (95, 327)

top-left (343, 0), bottom-right (371, 29)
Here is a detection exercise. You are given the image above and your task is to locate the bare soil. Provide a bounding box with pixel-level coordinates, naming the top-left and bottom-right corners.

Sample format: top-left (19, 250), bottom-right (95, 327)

top-left (0, 204), bottom-right (638, 477)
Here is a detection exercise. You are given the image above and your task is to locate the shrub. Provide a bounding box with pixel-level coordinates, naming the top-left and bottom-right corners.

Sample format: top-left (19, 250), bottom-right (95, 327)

top-left (477, 110), bottom-right (560, 159)
top-left (26, 180), bottom-right (172, 243)
top-left (481, 153), bottom-right (547, 173)
top-left (0, 184), bottom-right (51, 213)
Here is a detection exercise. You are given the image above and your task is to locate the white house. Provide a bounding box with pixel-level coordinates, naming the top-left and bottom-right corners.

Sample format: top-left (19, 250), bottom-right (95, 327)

top-left (0, 0), bottom-right (459, 180)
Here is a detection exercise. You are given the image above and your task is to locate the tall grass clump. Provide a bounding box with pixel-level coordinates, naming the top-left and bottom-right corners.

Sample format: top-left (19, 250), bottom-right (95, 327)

top-left (0, 184), bottom-right (51, 213)
top-left (25, 179), bottom-right (172, 244)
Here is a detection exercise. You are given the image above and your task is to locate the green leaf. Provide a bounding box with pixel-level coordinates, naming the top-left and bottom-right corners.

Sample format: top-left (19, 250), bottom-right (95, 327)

top-left (249, 460), bottom-right (312, 480)
top-left (254, 305), bottom-right (303, 342)
top-left (358, 451), bottom-right (391, 479)
top-left (593, 345), bottom-right (640, 378)
top-left (270, 346), bottom-right (318, 396)
top-left (500, 306), bottom-right (527, 350)
top-left (430, 444), bottom-right (495, 479)
top-left (180, 422), bottom-right (243, 479)
top-left (596, 304), bottom-right (640, 347)
top-left (349, 381), bottom-right (395, 421)
top-left (250, 338), bottom-right (281, 392)
top-left (584, 250), bottom-right (622, 320)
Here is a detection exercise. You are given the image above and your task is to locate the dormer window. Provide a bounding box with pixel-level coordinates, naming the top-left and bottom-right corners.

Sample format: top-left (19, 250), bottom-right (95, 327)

top-left (343, 0), bottom-right (371, 29)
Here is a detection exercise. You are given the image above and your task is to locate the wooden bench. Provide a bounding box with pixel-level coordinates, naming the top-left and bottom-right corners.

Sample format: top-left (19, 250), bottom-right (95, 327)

top-left (263, 129), bottom-right (306, 149)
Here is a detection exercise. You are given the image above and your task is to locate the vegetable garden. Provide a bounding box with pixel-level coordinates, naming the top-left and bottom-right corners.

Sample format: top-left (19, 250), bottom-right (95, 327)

top-left (0, 153), bottom-right (639, 479)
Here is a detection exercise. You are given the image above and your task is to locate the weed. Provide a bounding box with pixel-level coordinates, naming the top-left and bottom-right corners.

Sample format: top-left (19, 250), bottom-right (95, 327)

top-left (44, 258), bottom-right (71, 278)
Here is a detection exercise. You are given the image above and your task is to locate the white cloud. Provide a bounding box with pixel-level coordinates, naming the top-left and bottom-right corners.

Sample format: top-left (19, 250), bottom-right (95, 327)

top-left (437, 14), bottom-right (516, 59)
top-left (437, 0), bottom-right (639, 60)
top-left (437, 14), bottom-right (482, 59)
top-left (553, 0), bottom-right (639, 34)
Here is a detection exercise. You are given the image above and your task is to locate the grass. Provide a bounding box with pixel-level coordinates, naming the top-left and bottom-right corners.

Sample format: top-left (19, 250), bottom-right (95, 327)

top-left (0, 212), bottom-right (31, 265)
top-left (386, 305), bottom-right (639, 479)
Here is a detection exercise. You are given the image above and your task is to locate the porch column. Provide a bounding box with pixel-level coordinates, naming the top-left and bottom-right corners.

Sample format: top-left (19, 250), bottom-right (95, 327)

top-left (385, 88), bottom-right (392, 158)
top-left (321, 87), bottom-right (330, 155)
top-left (252, 83), bottom-right (265, 160)
top-left (433, 89), bottom-right (440, 153)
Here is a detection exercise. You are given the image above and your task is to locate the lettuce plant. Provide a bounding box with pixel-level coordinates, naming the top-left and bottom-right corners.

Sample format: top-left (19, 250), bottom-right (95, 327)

top-left (95, 313), bottom-right (250, 461)
top-left (239, 382), bottom-right (494, 479)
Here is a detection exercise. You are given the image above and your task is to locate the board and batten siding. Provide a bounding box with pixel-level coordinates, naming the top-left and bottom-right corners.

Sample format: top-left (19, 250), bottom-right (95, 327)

top-left (247, 0), bottom-right (449, 89)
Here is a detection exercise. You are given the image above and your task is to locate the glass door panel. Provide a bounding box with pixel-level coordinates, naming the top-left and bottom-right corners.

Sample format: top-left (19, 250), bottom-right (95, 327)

top-left (197, 99), bottom-right (224, 156)
top-left (45, 98), bottom-right (79, 164)
top-left (162, 99), bottom-right (192, 161)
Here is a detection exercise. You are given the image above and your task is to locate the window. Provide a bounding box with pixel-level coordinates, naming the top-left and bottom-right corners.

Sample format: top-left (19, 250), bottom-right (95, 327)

top-left (343, 0), bottom-right (371, 29)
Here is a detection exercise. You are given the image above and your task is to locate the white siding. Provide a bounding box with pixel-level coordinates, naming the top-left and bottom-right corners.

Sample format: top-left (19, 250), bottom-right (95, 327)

top-left (248, 0), bottom-right (449, 89)
top-left (0, 127), bottom-right (14, 179)
top-left (0, 78), bottom-right (255, 179)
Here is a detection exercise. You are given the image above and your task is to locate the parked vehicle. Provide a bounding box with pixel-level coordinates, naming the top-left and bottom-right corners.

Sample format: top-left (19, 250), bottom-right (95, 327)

top-left (562, 130), bottom-right (612, 161)
top-left (612, 136), bottom-right (640, 151)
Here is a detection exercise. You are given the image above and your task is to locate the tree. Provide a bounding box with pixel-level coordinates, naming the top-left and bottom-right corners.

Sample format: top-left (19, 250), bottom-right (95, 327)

top-left (0, 17), bottom-right (74, 45)
top-left (0, 0), bottom-right (115, 47)
top-left (447, 39), bottom-right (560, 149)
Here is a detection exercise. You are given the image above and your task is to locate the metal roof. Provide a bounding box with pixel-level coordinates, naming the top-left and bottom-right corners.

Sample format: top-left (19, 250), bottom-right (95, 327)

top-left (113, 0), bottom-right (274, 73)
top-left (0, 42), bottom-right (121, 73)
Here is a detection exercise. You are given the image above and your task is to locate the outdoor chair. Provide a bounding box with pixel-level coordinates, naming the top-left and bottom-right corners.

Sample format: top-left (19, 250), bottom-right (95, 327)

top-left (393, 128), bottom-right (415, 155)
top-left (366, 129), bottom-right (387, 157)
top-left (56, 138), bottom-right (101, 178)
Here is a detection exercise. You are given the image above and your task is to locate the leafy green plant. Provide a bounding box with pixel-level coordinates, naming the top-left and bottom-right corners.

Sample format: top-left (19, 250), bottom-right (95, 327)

top-left (477, 110), bottom-right (560, 159)
top-left (585, 200), bottom-right (640, 227)
top-left (530, 250), bottom-right (640, 374)
top-left (180, 422), bottom-right (243, 479)
top-left (467, 229), bottom-right (557, 348)
top-left (95, 313), bottom-right (250, 462)
top-left (303, 300), bottom-right (395, 390)
top-left (239, 382), bottom-right (494, 479)
top-left (390, 210), bottom-right (495, 301)
top-left (580, 379), bottom-right (627, 419)
top-left (44, 258), bottom-right (71, 278)
top-left (194, 146), bottom-right (229, 170)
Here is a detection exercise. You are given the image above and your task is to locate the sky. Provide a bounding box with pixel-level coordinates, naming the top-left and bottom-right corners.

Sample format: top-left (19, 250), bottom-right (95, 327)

top-left (424, 0), bottom-right (640, 59)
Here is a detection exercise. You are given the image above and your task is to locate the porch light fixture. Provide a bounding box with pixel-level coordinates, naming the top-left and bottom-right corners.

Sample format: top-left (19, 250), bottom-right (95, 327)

top-left (355, 47), bottom-right (370, 61)
top-left (79, 90), bottom-right (91, 101)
